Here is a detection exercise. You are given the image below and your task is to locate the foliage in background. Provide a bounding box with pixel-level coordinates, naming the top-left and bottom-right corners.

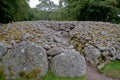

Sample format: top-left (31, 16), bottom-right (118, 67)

top-left (79, 0), bottom-right (120, 23)
top-left (36, 0), bottom-right (120, 23)
top-left (0, 0), bottom-right (120, 23)
top-left (0, 0), bottom-right (31, 23)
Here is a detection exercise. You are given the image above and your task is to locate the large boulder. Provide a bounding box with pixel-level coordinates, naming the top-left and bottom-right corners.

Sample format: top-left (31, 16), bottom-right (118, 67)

top-left (84, 44), bottom-right (101, 65)
top-left (50, 49), bottom-right (86, 77)
top-left (2, 41), bottom-right (48, 79)
top-left (0, 43), bottom-right (8, 57)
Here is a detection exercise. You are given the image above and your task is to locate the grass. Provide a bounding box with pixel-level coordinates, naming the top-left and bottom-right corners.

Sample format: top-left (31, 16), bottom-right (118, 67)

top-left (0, 70), bottom-right (86, 80)
top-left (41, 70), bottom-right (86, 80)
top-left (99, 60), bottom-right (120, 79)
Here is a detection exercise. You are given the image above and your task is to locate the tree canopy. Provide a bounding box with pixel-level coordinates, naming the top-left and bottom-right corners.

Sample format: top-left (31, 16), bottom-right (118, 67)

top-left (53, 0), bottom-right (120, 23)
top-left (0, 0), bottom-right (31, 23)
top-left (0, 0), bottom-right (120, 23)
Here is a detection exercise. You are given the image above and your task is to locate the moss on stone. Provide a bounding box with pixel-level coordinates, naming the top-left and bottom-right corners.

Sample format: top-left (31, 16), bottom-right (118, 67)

top-left (71, 35), bottom-right (88, 55)
top-left (8, 65), bottom-right (14, 78)
top-left (0, 23), bottom-right (43, 45)
top-left (19, 68), bottom-right (41, 79)
top-left (0, 66), bottom-right (6, 79)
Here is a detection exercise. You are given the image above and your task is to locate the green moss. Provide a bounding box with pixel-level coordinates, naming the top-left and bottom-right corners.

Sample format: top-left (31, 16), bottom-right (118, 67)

top-left (0, 66), bottom-right (6, 79)
top-left (28, 68), bottom-right (41, 78)
top-left (99, 60), bottom-right (120, 79)
top-left (8, 66), bottom-right (14, 78)
top-left (41, 70), bottom-right (86, 80)
top-left (18, 69), bottom-right (86, 80)
top-left (72, 40), bottom-right (86, 55)
top-left (19, 71), bottom-right (28, 78)
top-left (19, 68), bottom-right (41, 79)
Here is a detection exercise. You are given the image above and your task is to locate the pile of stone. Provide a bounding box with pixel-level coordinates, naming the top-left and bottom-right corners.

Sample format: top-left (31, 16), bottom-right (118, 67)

top-left (0, 21), bottom-right (86, 79)
top-left (0, 21), bottom-right (120, 79)
top-left (70, 21), bottom-right (120, 68)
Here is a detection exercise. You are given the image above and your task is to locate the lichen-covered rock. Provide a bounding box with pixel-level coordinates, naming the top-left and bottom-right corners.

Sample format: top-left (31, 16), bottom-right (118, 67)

top-left (47, 47), bottom-right (64, 56)
top-left (2, 41), bottom-right (48, 79)
top-left (70, 22), bottom-right (120, 69)
top-left (84, 44), bottom-right (101, 65)
top-left (116, 53), bottom-right (120, 59)
top-left (114, 42), bottom-right (120, 59)
top-left (0, 21), bottom-right (120, 71)
top-left (21, 33), bottom-right (35, 40)
top-left (50, 49), bottom-right (86, 77)
top-left (0, 43), bottom-right (8, 57)
top-left (108, 46), bottom-right (117, 60)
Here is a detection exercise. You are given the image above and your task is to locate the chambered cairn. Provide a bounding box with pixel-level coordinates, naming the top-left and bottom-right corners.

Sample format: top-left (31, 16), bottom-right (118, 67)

top-left (0, 21), bottom-right (120, 79)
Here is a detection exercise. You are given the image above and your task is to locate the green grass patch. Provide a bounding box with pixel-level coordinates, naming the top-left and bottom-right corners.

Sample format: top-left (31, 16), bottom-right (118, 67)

top-left (41, 70), bottom-right (86, 80)
top-left (99, 60), bottom-right (120, 79)
top-left (0, 69), bottom-right (86, 80)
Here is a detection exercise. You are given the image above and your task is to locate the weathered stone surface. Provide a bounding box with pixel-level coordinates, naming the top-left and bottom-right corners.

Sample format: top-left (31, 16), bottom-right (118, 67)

top-left (84, 44), bottom-right (101, 65)
top-left (43, 44), bottom-right (51, 50)
top-left (116, 53), bottom-right (120, 59)
top-left (0, 43), bottom-right (7, 57)
top-left (70, 21), bottom-right (120, 69)
top-left (93, 44), bottom-right (109, 51)
top-left (114, 43), bottom-right (120, 59)
top-left (50, 49), bottom-right (86, 77)
top-left (108, 46), bottom-right (117, 60)
top-left (22, 33), bottom-right (35, 40)
top-left (0, 21), bottom-right (120, 72)
top-left (2, 41), bottom-right (48, 79)
top-left (47, 47), bottom-right (64, 56)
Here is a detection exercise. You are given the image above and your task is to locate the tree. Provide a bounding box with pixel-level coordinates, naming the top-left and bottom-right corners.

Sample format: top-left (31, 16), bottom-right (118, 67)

top-left (36, 0), bottom-right (58, 11)
top-left (54, 0), bottom-right (88, 20)
top-left (0, 0), bottom-right (31, 23)
top-left (78, 0), bottom-right (120, 23)
top-left (53, 0), bottom-right (120, 23)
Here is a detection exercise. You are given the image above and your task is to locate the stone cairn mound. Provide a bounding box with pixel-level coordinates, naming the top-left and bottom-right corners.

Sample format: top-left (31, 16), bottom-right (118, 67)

top-left (0, 21), bottom-right (120, 79)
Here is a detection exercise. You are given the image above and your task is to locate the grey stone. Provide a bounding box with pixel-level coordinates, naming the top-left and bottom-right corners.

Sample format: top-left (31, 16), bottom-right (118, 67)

top-left (102, 51), bottom-right (109, 57)
top-left (2, 41), bottom-right (48, 79)
top-left (0, 43), bottom-right (8, 57)
top-left (116, 53), bottom-right (120, 59)
top-left (108, 46), bottom-right (117, 60)
top-left (50, 49), bottom-right (86, 77)
top-left (43, 44), bottom-right (51, 50)
top-left (114, 43), bottom-right (120, 59)
top-left (53, 35), bottom-right (69, 46)
top-left (10, 40), bottom-right (16, 47)
top-left (100, 30), bottom-right (108, 35)
top-left (22, 33), bottom-right (35, 40)
top-left (67, 45), bottom-right (74, 49)
top-left (84, 45), bottom-right (101, 65)
top-left (47, 47), bottom-right (64, 56)
top-left (53, 36), bottom-right (61, 43)
top-left (109, 46), bottom-right (116, 55)
top-left (93, 44), bottom-right (109, 51)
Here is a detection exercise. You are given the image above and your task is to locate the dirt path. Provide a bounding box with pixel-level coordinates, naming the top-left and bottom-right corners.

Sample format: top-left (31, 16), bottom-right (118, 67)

top-left (86, 63), bottom-right (118, 80)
